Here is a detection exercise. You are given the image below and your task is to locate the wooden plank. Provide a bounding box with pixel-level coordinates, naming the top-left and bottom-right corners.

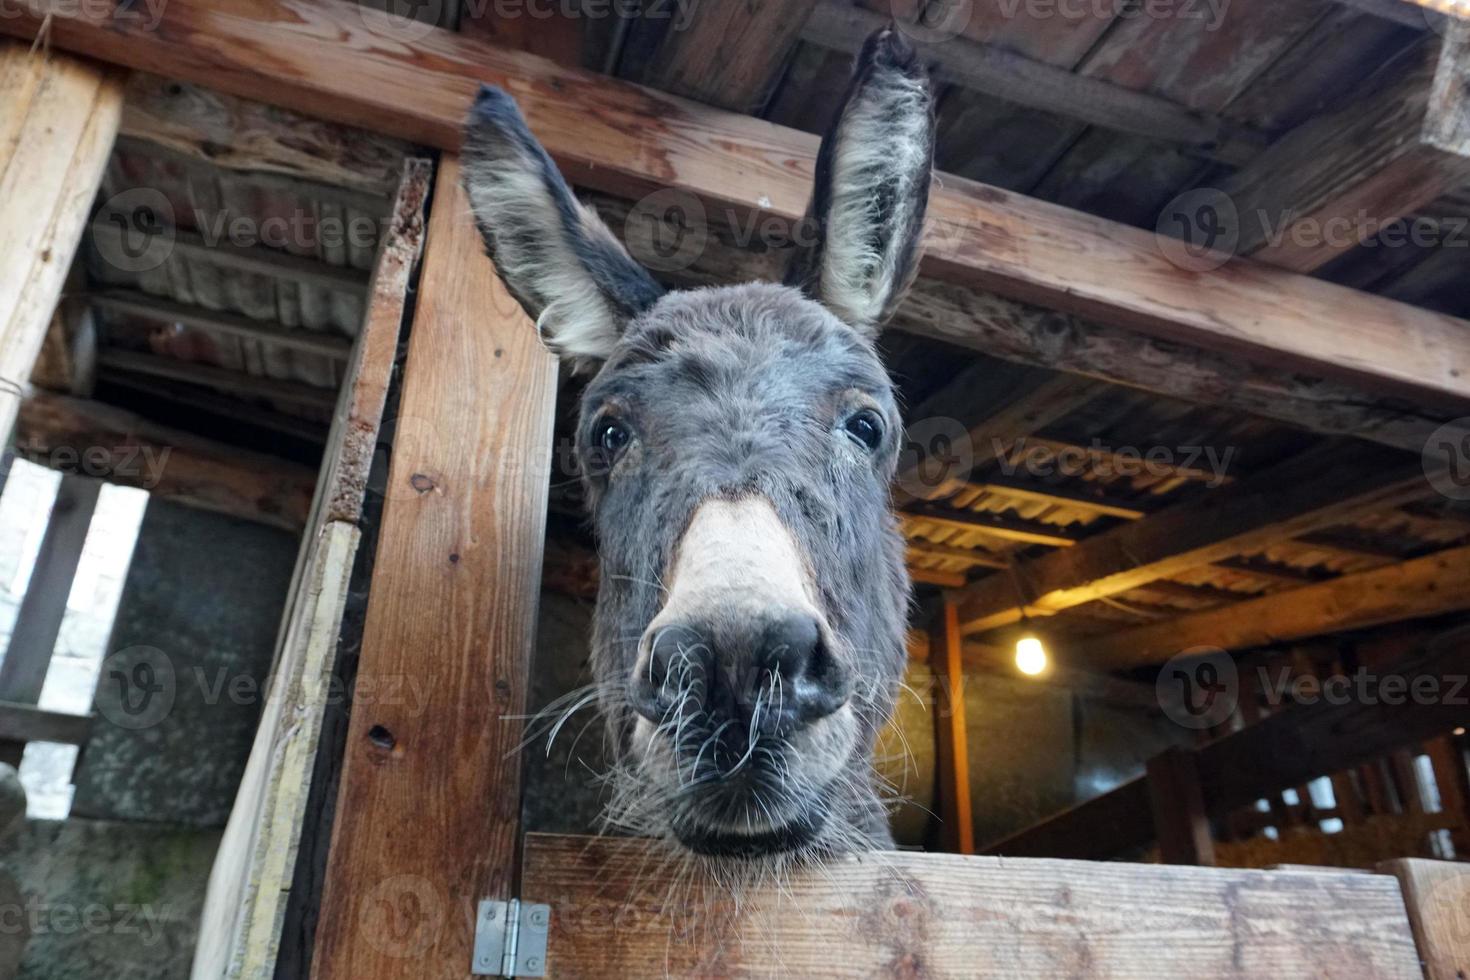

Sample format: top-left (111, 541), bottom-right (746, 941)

top-left (90, 290), bottom-right (353, 360)
top-left (1083, 544), bottom-right (1470, 668)
top-left (120, 74), bottom-right (411, 195)
top-left (7, 1), bottom-right (1470, 409)
top-left (647, 0), bottom-right (811, 113)
top-left (0, 41), bottom-right (122, 440)
top-left (931, 597), bottom-right (974, 854)
top-left (1147, 747), bottom-right (1216, 866)
top-left (910, 566), bottom-right (967, 588)
top-left (14, 389), bottom-right (315, 531)
top-left (1222, 28), bottom-right (1470, 273)
top-left (0, 474), bottom-right (100, 766)
top-left (0, 701), bottom-right (92, 746)
top-left (190, 160), bottom-right (427, 980)
top-left (93, 349), bottom-right (339, 411)
top-left (1380, 859), bottom-right (1470, 980)
top-left (953, 445), bottom-right (1426, 635)
top-left (311, 158), bottom-right (558, 979)
top-left (903, 504), bottom-right (1084, 549)
top-left (802, 0), bottom-right (1269, 165)
top-left (523, 833), bottom-right (1422, 978)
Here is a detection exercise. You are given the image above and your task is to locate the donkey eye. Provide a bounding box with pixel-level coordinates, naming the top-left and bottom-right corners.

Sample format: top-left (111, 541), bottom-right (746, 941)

top-left (843, 410), bottom-right (884, 452)
top-left (597, 418), bottom-right (632, 457)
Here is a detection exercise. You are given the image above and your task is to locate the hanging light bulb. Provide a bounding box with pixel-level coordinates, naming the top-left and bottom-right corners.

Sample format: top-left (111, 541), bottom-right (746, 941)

top-left (1015, 634), bottom-right (1048, 677)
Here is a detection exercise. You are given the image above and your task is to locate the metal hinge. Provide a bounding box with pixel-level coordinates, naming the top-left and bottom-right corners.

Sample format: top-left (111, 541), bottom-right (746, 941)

top-left (472, 899), bottom-right (550, 977)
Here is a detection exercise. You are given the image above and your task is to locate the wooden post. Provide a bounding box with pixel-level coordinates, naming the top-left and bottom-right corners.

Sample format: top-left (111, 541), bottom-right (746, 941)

top-left (0, 41), bottom-right (122, 439)
top-left (930, 596), bottom-right (975, 854)
top-left (0, 474), bottom-right (101, 766)
top-left (1147, 746), bottom-right (1216, 866)
top-left (1380, 859), bottom-right (1470, 980)
top-left (311, 159), bottom-right (557, 979)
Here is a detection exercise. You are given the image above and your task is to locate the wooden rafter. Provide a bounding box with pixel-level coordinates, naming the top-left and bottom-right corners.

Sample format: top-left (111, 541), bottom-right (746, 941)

top-left (952, 444), bottom-right (1428, 635)
top-left (91, 290), bottom-right (353, 361)
top-left (930, 597), bottom-right (975, 854)
top-left (1081, 545), bottom-right (1470, 668)
top-left (643, 0), bottom-right (812, 114)
top-left (6, 0), bottom-right (1470, 408)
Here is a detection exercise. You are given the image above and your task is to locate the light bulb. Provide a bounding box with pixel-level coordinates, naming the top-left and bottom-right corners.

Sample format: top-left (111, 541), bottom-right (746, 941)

top-left (1015, 635), bottom-right (1048, 677)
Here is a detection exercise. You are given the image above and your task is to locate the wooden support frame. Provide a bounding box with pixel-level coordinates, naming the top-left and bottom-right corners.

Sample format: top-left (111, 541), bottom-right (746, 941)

top-left (6, 0), bottom-right (1470, 409)
top-left (930, 597), bottom-right (974, 855)
top-left (0, 40), bottom-right (123, 440)
top-left (1380, 859), bottom-right (1470, 979)
top-left (521, 834), bottom-right (1423, 976)
top-left (1147, 747), bottom-right (1216, 867)
top-left (310, 158), bottom-right (558, 979)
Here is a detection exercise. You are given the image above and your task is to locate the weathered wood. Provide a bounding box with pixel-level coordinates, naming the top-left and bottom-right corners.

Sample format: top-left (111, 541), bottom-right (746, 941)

top-left (1381, 858), bottom-right (1470, 979)
top-left (1083, 544), bottom-right (1470, 668)
top-left (0, 701), bottom-right (92, 747)
top-left (121, 74), bottom-right (411, 195)
top-left (90, 290), bottom-right (353, 360)
top-left (190, 161), bottom-right (427, 980)
top-left (312, 159), bottom-right (558, 979)
top-left (903, 504), bottom-right (1083, 549)
top-left (1223, 28), bottom-right (1470, 273)
top-left (931, 597), bottom-right (974, 854)
top-left (94, 349), bottom-right (339, 411)
top-left (7, 0), bottom-right (1470, 408)
top-left (954, 445), bottom-right (1427, 635)
top-left (522, 833), bottom-right (1422, 978)
top-left (0, 41), bottom-right (122, 440)
top-left (647, 0), bottom-right (811, 114)
top-left (803, 0), bottom-right (1268, 165)
top-left (14, 389), bottom-right (315, 531)
top-left (1148, 747), bottom-right (1216, 867)
top-left (0, 474), bottom-right (100, 766)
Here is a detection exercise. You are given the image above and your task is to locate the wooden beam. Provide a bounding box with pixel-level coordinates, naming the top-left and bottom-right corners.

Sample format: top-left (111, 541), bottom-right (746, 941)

top-left (953, 445), bottom-right (1426, 635)
top-left (910, 566), bottom-right (968, 588)
top-left (907, 541), bottom-right (1007, 570)
top-left (645, 0), bottom-right (811, 114)
top-left (1147, 747), bottom-right (1216, 867)
top-left (1222, 28), bottom-right (1470, 273)
top-left (931, 597), bottom-right (975, 854)
top-left (94, 349), bottom-right (339, 411)
top-left (191, 160), bottom-right (429, 980)
top-left (14, 389), bottom-right (315, 530)
top-left (7, 0), bottom-right (1470, 408)
top-left (1081, 544), bottom-right (1470, 668)
top-left (0, 40), bottom-right (122, 440)
top-left (90, 289), bottom-right (354, 360)
top-left (802, 0), bottom-right (1268, 166)
top-left (120, 74), bottom-right (411, 196)
top-left (1380, 859), bottom-right (1470, 980)
top-left (970, 475), bottom-right (1149, 521)
top-left (0, 701), bottom-right (92, 747)
top-left (312, 159), bottom-right (558, 979)
top-left (903, 503), bottom-right (1083, 550)
top-left (522, 834), bottom-right (1422, 977)
top-left (0, 475), bottom-right (100, 766)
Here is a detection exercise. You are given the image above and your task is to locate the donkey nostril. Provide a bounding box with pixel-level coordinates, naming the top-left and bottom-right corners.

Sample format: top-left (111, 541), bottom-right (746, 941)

top-left (763, 612), bottom-right (848, 724)
top-left (632, 623), bottom-right (711, 724)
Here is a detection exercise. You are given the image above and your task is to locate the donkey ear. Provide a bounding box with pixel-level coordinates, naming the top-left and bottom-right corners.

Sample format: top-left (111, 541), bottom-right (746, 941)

top-left (462, 86), bottom-right (665, 364)
top-left (786, 29), bottom-right (935, 338)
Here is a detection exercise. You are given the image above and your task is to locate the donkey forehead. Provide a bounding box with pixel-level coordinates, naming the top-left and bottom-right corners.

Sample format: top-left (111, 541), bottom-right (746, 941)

top-left (585, 283), bottom-right (894, 410)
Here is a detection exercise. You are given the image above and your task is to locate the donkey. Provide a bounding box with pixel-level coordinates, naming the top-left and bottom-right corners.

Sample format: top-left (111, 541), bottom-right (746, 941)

top-left (462, 28), bottom-right (935, 861)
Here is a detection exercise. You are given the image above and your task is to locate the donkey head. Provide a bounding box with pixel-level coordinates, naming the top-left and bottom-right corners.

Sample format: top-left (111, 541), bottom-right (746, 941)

top-left (463, 30), bottom-right (934, 860)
